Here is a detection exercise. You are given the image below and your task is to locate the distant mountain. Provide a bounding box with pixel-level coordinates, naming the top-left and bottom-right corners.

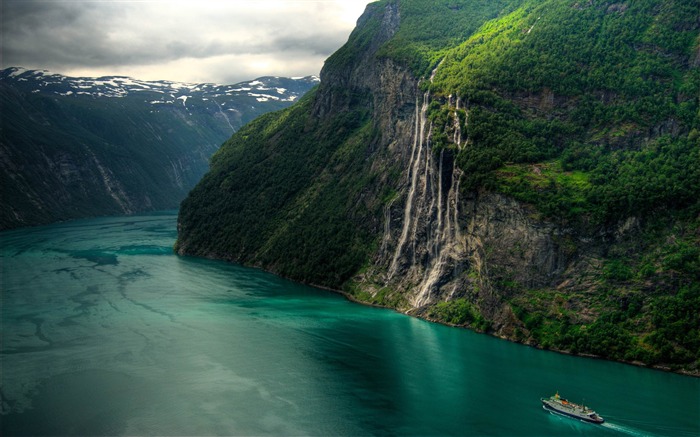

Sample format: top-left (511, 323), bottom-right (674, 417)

top-left (0, 68), bottom-right (319, 229)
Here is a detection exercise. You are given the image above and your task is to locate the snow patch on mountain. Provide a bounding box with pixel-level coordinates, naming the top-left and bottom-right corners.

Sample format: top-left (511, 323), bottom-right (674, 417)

top-left (1, 67), bottom-right (320, 105)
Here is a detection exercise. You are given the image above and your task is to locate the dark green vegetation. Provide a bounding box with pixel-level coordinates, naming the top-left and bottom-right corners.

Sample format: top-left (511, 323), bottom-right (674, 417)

top-left (423, 0), bottom-right (699, 371)
top-left (430, 0), bottom-right (699, 223)
top-left (428, 299), bottom-right (491, 332)
top-left (509, 218), bottom-right (700, 368)
top-left (0, 69), bottom-right (317, 230)
top-left (178, 91), bottom-right (382, 287)
top-left (178, 0), bottom-right (699, 373)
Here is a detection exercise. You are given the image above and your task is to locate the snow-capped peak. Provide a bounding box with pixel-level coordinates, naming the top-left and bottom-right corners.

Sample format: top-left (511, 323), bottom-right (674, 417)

top-left (1, 68), bottom-right (320, 103)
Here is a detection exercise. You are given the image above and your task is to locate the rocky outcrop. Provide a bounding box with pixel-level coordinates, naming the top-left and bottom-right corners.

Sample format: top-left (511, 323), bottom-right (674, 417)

top-left (354, 77), bottom-right (576, 329)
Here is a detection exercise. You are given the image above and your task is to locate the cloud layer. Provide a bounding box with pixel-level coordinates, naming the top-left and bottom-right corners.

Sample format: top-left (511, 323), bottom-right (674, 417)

top-left (1, 0), bottom-right (372, 84)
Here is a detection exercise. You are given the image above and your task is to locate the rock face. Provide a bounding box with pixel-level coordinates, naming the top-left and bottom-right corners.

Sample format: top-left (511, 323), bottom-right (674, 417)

top-left (352, 77), bottom-right (555, 331)
top-left (177, 0), bottom-right (699, 373)
top-left (0, 68), bottom-right (318, 230)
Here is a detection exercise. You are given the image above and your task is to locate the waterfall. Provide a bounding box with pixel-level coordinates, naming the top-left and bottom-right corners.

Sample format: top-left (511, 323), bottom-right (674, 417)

top-left (453, 96), bottom-right (462, 147)
top-left (380, 196), bottom-right (397, 254)
top-left (452, 164), bottom-right (464, 245)
top-left (451, 96), bottom-right (465, 246)
top-left (412, 120), bottom-right (433, 266)
top-left (414, 149), bottom-right (457, 307)
top-left (385, 60), bottom-right (469, 307)
top-left (435, 149), bottom-right (445, 259)
top-left (214, 99), bottom-right (236, 133)
top-left (388, 90), bottom-right (431, 278)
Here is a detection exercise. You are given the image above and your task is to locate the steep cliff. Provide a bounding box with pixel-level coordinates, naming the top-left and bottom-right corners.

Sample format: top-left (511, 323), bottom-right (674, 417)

top-left (0, 69), bottom-right (318, 230)
top-left (178, 0), bottom-right (699, 373)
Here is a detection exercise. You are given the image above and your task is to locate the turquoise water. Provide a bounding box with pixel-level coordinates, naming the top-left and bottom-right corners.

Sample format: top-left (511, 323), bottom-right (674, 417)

top-left (1, 212), bottom-right (698, 436)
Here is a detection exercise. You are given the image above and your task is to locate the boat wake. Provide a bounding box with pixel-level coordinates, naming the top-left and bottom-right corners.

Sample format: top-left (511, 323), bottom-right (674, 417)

top-left (603, 420), bottom-right (698, 437)
top-left (545, 408), bottom-right (655, 437)
top-left (601, 422), bottom-right (653, 437)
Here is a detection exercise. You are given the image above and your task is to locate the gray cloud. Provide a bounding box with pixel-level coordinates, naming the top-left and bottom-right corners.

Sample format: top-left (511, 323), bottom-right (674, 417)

top-left (1, 0), bottom-right (372, 83)
top-left (270, 31), bottom-right (353, 55)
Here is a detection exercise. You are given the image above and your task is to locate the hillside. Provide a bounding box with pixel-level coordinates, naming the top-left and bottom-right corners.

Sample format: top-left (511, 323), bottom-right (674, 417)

top-left (0, 68), bottom-right (318, 230)
top-left (177, 0), bottom-right (700, 373)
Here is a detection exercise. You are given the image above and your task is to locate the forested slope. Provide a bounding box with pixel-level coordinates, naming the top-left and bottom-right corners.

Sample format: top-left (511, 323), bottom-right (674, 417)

top-left (178, 0), bottom-right (699, 373)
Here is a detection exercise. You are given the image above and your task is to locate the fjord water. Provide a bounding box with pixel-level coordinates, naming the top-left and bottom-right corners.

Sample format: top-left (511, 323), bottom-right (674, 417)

top-left (1, 213), bottom-right (698, 436)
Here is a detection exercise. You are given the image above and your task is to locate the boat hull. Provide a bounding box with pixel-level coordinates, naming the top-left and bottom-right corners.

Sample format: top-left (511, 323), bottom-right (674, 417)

top-left (541, 400), bottom-right (604, 424)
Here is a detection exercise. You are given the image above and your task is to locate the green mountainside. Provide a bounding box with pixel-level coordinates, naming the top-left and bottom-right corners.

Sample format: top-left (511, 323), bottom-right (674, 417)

top-left (178, 0), bottom-right (700, 373)
top-left (0, 69), bottom-right (318, 230)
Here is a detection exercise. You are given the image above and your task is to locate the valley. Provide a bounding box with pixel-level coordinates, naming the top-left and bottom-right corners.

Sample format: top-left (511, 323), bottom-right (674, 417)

top-left (0, 68), bottom-right (318, 230)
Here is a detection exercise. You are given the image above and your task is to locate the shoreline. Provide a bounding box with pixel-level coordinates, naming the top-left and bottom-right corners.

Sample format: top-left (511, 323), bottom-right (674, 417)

top-left (179, 251), bottom-right (699, 379)
top-left (308, 280), bottom-right (700, 379)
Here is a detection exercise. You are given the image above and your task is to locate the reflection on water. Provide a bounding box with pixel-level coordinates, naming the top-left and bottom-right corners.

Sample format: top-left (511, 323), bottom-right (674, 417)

top-left (1, 212), bottom-right (698, 436)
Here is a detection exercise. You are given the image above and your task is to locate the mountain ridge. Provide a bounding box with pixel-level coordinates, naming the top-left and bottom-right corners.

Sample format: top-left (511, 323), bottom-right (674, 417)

top-left (0, 68), bottom-right (319, 230)
top-left (2, 67), bottom-right (317, 103)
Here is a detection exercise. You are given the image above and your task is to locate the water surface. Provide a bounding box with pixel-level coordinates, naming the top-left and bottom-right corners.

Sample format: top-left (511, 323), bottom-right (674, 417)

top-left (1, 212), bottom-right (698, 436)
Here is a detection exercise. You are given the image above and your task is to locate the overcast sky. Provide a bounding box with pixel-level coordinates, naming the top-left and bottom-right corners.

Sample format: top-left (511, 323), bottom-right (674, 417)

top-left (1, 0), bottom-right (373, 84)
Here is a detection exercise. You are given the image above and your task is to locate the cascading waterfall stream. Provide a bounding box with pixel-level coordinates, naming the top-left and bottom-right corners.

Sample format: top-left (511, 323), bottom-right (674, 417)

top-left (435, 149), bottom-right (445, 259)
top-left (412, 121), bottom-right (434, 266)
top-left (386, 65), bottom-right (469, 307)
top-left (452, 96), bottom-right (465, 246)
top-left (414, 148), bottom-right (460, 307)
top-left (388, 90), bottom-right (431, 278)
top-left (380, 196), bottom-right (398, 255)
top-left (213, 99), bottom-right (236, 133)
